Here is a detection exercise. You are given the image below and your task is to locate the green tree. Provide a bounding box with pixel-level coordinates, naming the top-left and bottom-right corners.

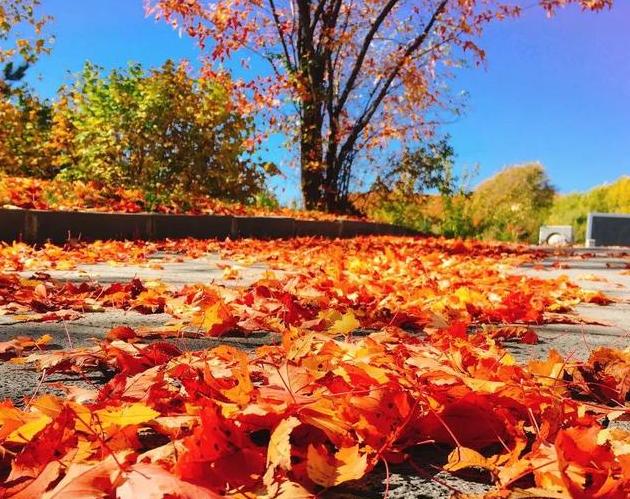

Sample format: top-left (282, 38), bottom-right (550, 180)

top-left (374, 139), bottom-right (456, 198)
top-left (367, 139), bottom-right (458, 232)
top-left (547, 176), bottom-right (630, 242)
top-left (55, 60), bottom-right (273, 203)
top-left (0, 89), bottom-right (56, 178)
top-left (470, 163), bottom-right (555, 242)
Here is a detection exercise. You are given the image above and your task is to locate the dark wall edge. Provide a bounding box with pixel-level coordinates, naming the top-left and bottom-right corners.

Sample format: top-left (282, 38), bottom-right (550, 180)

top-left (0, 208), bottom-right (417, 244)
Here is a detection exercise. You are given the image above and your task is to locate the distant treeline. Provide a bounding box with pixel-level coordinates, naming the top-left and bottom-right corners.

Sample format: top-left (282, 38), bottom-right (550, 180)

top-left (357, 164), bottom-right (629, 243)
top-left (547, 176), bottom-right (630, 243)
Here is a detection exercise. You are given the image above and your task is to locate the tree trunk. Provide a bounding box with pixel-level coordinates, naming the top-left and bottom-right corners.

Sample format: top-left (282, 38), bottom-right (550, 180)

top-left (302, 107), bottom-right (354, 213)
top-left (323, 156), bottom-right (341, 212)
top-left (301, 163), bottom-right (324, 210)
top-left (300, 95), bottom-right (325, 210)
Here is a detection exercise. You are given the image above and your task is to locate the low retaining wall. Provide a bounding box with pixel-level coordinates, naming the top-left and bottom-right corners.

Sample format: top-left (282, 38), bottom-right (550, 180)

top-left (0, 208), bottom-right (415, 244)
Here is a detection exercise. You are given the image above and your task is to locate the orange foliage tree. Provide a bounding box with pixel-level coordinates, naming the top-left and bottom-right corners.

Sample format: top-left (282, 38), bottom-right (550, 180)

top-left (146, 0), bottom-right (612, 211)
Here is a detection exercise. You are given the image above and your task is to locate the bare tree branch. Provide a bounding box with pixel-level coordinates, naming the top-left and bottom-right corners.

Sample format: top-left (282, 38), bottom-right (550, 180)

top-left (310, 0), bottom-right (328, 36)
top-left (334, 0), bottom-right (401, 116)
top-left (268, 0), bottom-right (296, 72)
top-left (337, 0), bottom-right (449, 165)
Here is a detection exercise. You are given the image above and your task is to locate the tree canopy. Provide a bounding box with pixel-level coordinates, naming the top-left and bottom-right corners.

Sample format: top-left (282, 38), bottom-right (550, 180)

top-left (471, 162), bottom-right (555, 242)
top-left (0, 61), bottom-right (274, 205)
top-left (547, 176), bottom-right (630, 242)
top-left (147, 0), bottom-right (613, 211)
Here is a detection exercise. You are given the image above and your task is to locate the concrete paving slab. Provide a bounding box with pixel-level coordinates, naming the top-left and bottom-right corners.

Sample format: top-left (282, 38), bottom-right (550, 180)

top-left (0, 308), bottom-right (279, 402)
top-left (16, 253), bottom-right (280, 288)
top-left (507, 323), bottom-right (629, 363)
top-left (516, 254), bottom-right (630, 328)
top-left (504, 253), bottom-right (629, 362)
top-left (328, 465), bottom-right (493, 498)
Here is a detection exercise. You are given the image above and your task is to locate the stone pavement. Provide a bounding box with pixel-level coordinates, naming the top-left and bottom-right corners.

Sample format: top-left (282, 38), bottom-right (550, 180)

top-left (509, 251), bottom-right (629, 363)
top-left (16, 251), bottom-right (280, 288)
top-left (0, 248), bottom-right (628, 498)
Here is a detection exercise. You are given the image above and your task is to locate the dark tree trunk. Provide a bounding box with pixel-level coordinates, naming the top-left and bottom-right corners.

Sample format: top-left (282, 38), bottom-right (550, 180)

top-left (270, 0), bottom-right (449, 213)
top-left (323, 153), bottom-right (354, 213)
top-left (323, 156), bottom-right (341, 212)
top-left (296, 0), bottom-right (326, 210)
top-left (300, 115), bottom-right (325, 210)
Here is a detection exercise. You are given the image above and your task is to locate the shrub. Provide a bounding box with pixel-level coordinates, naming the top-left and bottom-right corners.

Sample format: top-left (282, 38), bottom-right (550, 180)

top-left (470, 163), bottom-right (555, 242)
top-left (55, 60), bottom-right (272, 204)
top-left (439, 195), bottom-right (476, 239)
top-left (363, 139), bottom-right (462, 233)
top-left (0, 89), bottom-right (57, 178)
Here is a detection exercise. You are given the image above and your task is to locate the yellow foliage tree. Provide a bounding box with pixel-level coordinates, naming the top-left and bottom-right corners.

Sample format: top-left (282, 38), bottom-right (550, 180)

top-left (0, 91), bottom-right (56, 178)
top-left (547, 176), bottom-right (630, 242)
top-left (1, 0), bottom-right (53, 95)
top-left (54, 61), bottom-right (273, 204)
top-left (470, 163), bottom-right (555, 242)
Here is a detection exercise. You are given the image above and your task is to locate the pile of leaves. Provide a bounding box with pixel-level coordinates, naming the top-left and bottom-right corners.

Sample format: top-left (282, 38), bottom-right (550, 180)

top-left (0, 273), bottom-right (167, 322)
top-left (0, 237), bottom-right (613, 331)
top-left (0, 236), bottom-right (628, 497)
top-left (0, 240), bottom-right (164, 272)
top-left (0, 175), bottom-right (356, 220)
top-left (2, 327), bottom-right (629, 497)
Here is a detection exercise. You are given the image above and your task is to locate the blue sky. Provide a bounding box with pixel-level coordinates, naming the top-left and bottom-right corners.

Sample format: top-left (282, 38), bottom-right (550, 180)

top-left (24, 1), bottom-right (629, 203)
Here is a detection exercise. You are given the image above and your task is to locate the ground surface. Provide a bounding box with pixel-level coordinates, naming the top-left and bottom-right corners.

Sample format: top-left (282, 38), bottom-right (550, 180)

top-left (1, 245), bottom-right (628, 497)
top-left (512, 251), bottom-right (629, 362)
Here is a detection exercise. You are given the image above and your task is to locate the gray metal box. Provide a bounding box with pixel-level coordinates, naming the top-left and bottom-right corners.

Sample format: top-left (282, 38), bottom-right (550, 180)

top-left (586, 212), bottom-right (630, 247)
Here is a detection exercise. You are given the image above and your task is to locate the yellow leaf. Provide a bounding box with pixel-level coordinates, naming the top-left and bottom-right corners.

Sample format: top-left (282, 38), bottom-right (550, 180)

top-left (31, 394), bottom-right (63, 417)
top-left (329, 310), bottom-right (360, 335)
top-left (63, 437), bottom-right (97, 464)
top-left (267, 416), bottom-right (301, 470)
top-left (222, 265), bottom-right (240, 280)
top-left (95, 403), bottom-right (159, 429)
top-left (68, 402), bottom-right (96, 434)
top-left (335, 445), bottom-right (369, 481)
top-left (597, 427), bottom-right (630, 457)
top-left (306, 444), bottom-right (368, 487)
top-left (222, 367), bottom-right (253, 406)
top-left (264, 416), bottom-right (302, 486)
top-left (7, 414), bottom-right (52, 443)
top-left (272, 481), bottom-right (313, 499)
top-left (444, 446), bottom-right (497, 472)
top-left (462, 377), bottom-right (506, 393)
top-left (205, 348), bottom-right (253, 406)
top-left (454, 287), bottom-right (483, 305)
top-left (251, 480), bottom-right (313, 499)
top-left (34, 334), bottom-right (53, 346)
top-left (197, 301), bottom-right (232, 334)
top-left (300, 399), bottom-right (352, 440)
top-left (528, 349), bottom-right (566, 388)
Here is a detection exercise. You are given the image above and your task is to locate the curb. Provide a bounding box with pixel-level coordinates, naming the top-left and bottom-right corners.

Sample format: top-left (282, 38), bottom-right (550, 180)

top-left (0, 208), bottom-right (416, 244)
